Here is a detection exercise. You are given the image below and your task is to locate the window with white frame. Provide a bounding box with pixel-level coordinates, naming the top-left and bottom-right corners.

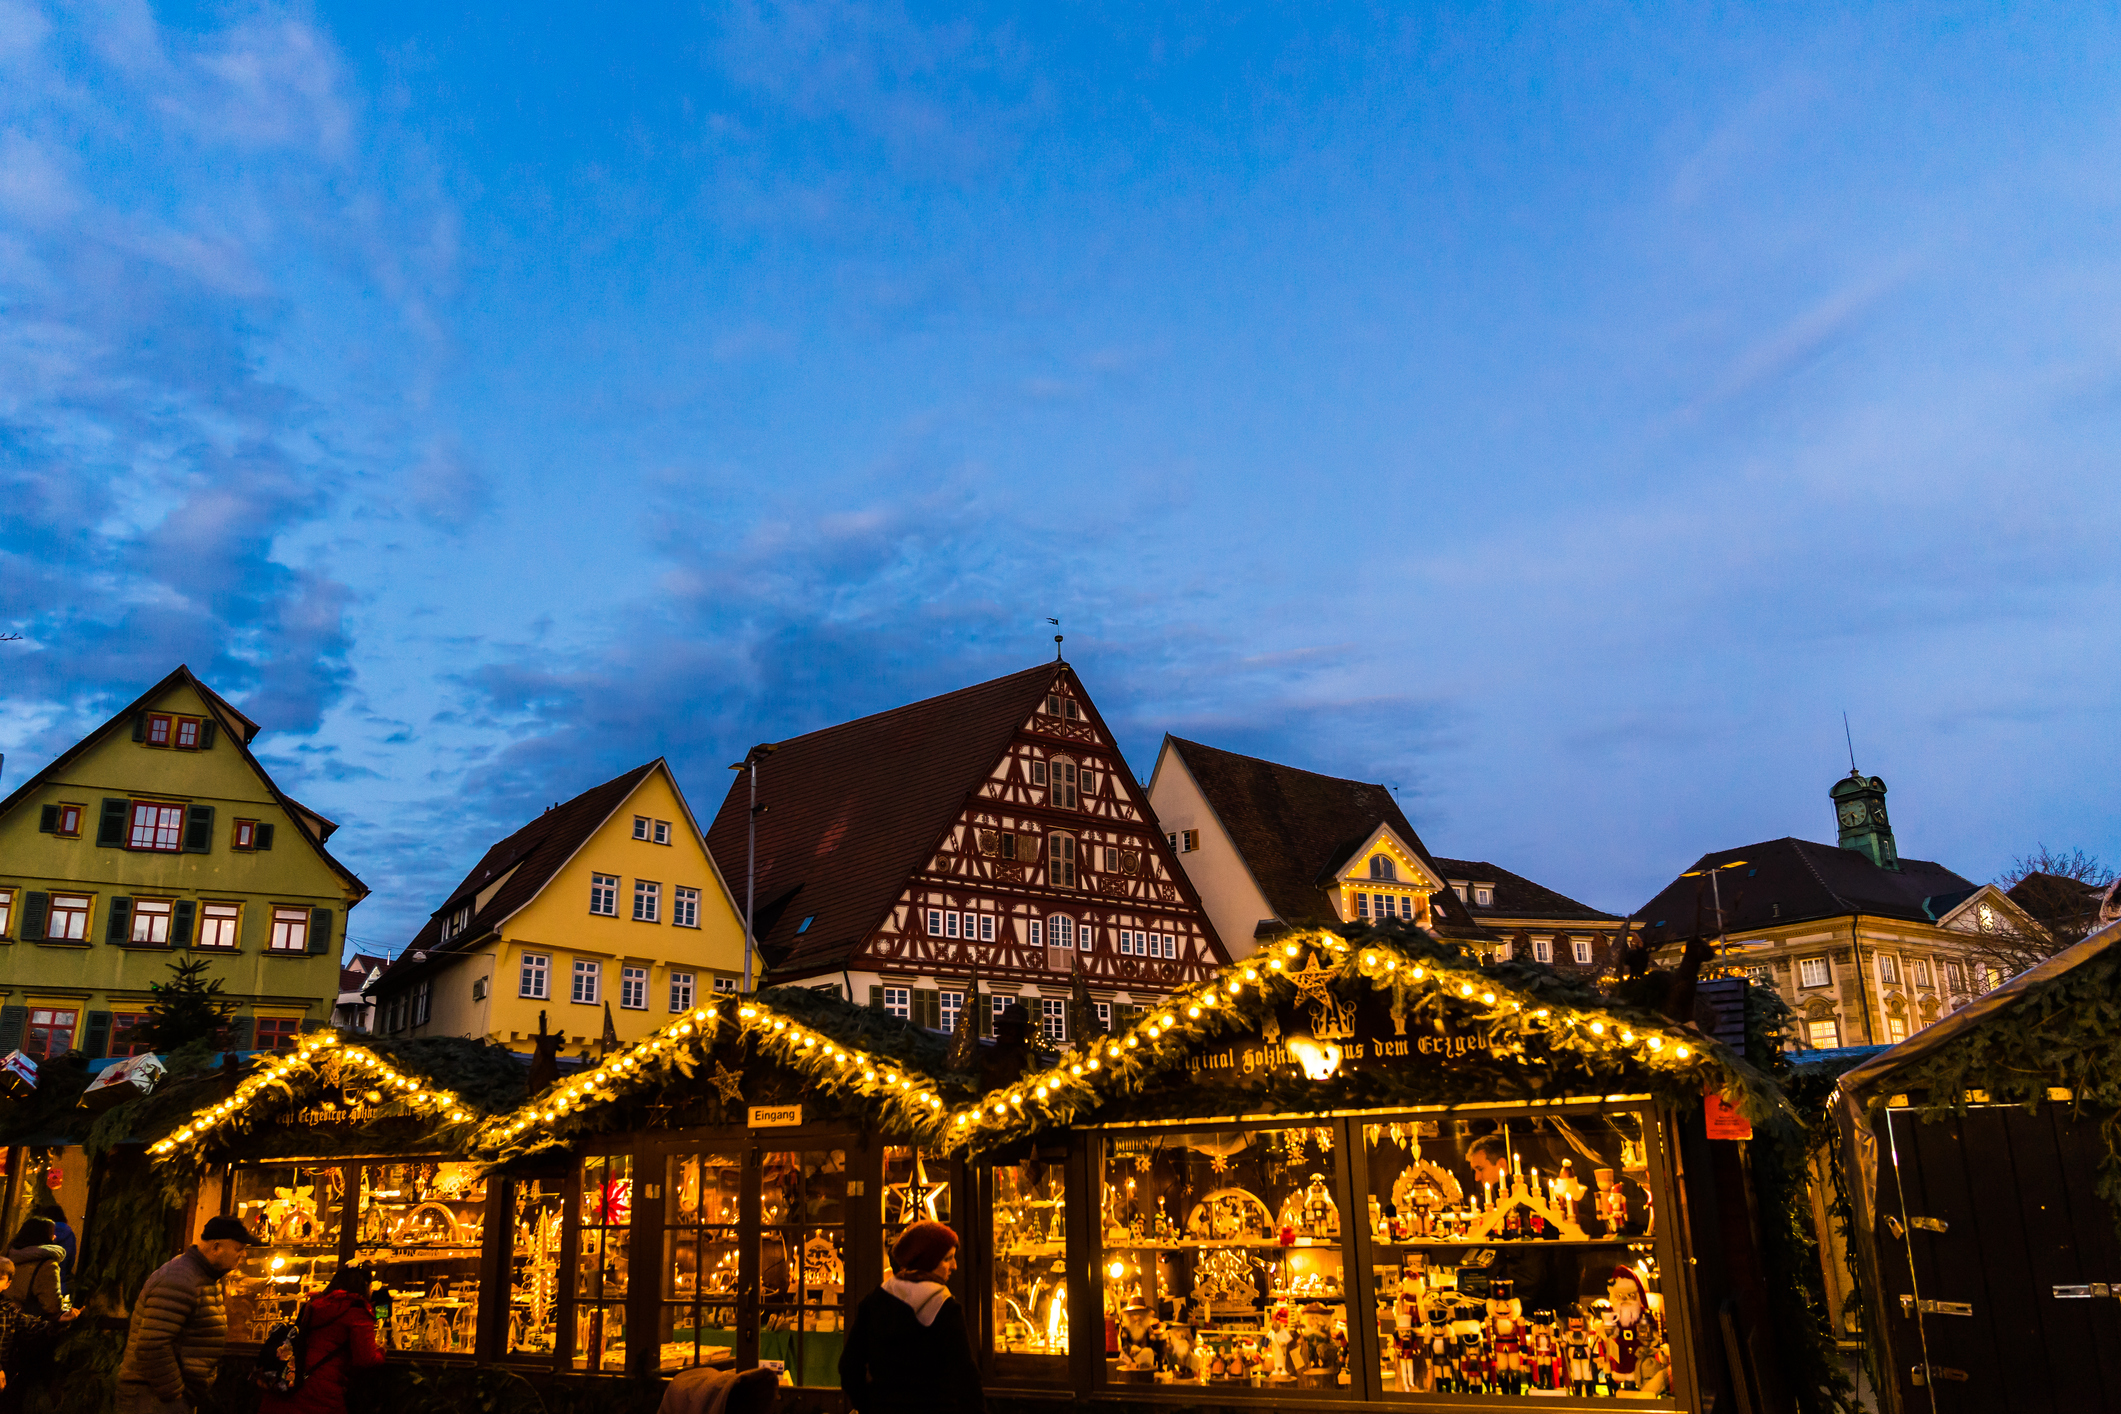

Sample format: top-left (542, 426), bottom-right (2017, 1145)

top-left (1095, 1001), bottom-right (1112, 1031)
top-left (1807, 1018), bottom-right (1840, 1049)
top-left (927, 908), bottom-right (944, 935)
top-left (1885, 1013), bottom-right (1908, 1043)
top-left (669, 971), bottom-right (695, 1011)
top-left (521, 952), bottom-right (550, 999)
top-left (1495, 940), bottom-right (1513, 963)
top-left (1118, 930), bottom-right (1137, 956)
top-left (413, 979), bottom-right (432, 1026)
top-left (945, 912), bottom-right (960, 939)
top-left (1025, 918), bottom-right (1042, 947)
top-left (673, 886), bottom-right (700, 927)
top-left (633, 879), bottom-right (661, 923)
top-left (0, 889), bottom-right (12, 938)
top-left (1181, 830), bottom-right (1199, 852)
top-left (940, 990), bottom-right (964, 1034)
top-left (1945, 961), bottom-right (1966, 993)
top-left (1474, 886), bottom-right (1493, 907)
top-left (590, 874), bottom-right (619, 916)
top-left (1532, 936), bottom-right (1552, 964)
top-left (1572, 937), bottom-right (1594, 965)
top-left (1910, 957), bottom-right (1932, 987)
top-left (882, 987), bottom-right (911, 1020)
top-left (713, 976), bottom-right (739, 996)
top-left (572, 959), bottom-right (601, 1004)
top-left (1079, 920), bottom-right (1093, 952)
top-left (1878, 954), bottom-right (1899, 985)
top-left (1049, 915), bottom-right (1074, 950)
top-left (654, 820), bottom-right (671, 845)
top-left (621, 965), bottom-right (648, 1009)
top-left (1041, 997), bottom-right (1067, 1042)
top-left (634, 815), bottom-right (651, 839)
top-left (979, 913), bottom-right (994, 942)
top-left (992, 994), bottom-right (1011, 1028)
top-left (1799, 957), bottom-right (1831, 988)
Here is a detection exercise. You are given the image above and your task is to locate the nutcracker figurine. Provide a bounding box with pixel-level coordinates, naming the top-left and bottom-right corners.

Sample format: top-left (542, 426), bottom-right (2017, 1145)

top-left (1452, 1300), bottom-right (1487, 1393)
top-left (1525, 1312), bottom-right (1563, 1392)
top-left (1601, 1267), bottom-right (1657, 1393)
top-left (1595, 1167), bottom-right (1629, 1234)
top-left (1485, 1278), bottom-right (1525, 1395)
top-left (1422, 1297), bottom-right (1456, 1392)
top-left (1392, 1316), bottom-right (1426, 1392)
top-left (1563, 1315), bottom-right (1595, 1396)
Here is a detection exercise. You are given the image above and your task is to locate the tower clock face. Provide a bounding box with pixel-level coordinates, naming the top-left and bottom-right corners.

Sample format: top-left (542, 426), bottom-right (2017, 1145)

top-left (1870, 804), bottom-right (1889, 825)
top-left (1839, 805), bottom-right (1867, 828)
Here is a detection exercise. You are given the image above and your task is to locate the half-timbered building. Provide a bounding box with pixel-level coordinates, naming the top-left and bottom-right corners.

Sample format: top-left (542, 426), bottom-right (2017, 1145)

top-left (706, 661), bottom-right (1229, 1042)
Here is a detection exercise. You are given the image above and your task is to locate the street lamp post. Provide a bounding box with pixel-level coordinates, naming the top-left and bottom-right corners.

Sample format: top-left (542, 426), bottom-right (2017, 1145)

top-left (729, 743), bottom-right (777, 993)
top-left (1680, 859), bottom-right (1749, 962)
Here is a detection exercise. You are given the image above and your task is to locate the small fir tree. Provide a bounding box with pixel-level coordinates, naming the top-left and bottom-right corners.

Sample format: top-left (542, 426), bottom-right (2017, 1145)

top-left (136, 957), bottom-right (237, 1052)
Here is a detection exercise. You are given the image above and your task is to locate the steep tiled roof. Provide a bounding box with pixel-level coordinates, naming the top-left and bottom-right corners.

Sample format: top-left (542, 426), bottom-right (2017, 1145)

top-left (1634, 836), bottom-right (1977, 944)
top-left (1165, 738), bottom-right (1481, 937)
top-left (376, 760), bottom-right (662, 990)
top-left (1430, 858), bottom-right (1620, 924)
top-left (339, 954), bottom-right (389, 993)
top-left (708, 663), bottom-right (1063, 977)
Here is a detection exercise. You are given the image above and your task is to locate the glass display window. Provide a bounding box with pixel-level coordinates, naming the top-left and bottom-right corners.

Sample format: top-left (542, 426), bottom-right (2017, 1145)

top-left (757, 1148), bottom-right (847, 1388)
top-left (225, 1165), bottom-right (346, 1343)
top-left (1097, 1124), bottom-right (1355, 1395)
top-left (1361, 1111), bottom-right (1673, 1403)
top-left (358, 1161), bottom-right (488, 1355)
top-left (660, 1149), bottom-right (743, 1371)
top-left (508, 1177), bottom-right (566, 1357)
top-left (574, 1152), bottom-right (633, 1372)
top-left (991, 1158), bottom-right (1067, 1374)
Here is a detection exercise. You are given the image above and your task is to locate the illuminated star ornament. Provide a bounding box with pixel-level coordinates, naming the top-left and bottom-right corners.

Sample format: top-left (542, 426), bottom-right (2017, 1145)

top-left (1285, 952), bottom-right (1338, 1007)
top-left (884, 1152), bottom-right (950, 1224)
top-left (1209, 1154), bottom-right (1230, 1175)
top-left (708, 1063), bottom-right (745, 1104)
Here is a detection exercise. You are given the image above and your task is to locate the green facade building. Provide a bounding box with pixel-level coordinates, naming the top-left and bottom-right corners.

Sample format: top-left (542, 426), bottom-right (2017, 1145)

top-left (0, 666), bottom-right (367, 1060)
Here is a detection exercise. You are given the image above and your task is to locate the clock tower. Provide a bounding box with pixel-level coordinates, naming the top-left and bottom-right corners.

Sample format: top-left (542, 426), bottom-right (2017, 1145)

top-left (1830, 769), bottom-right (1899, 871)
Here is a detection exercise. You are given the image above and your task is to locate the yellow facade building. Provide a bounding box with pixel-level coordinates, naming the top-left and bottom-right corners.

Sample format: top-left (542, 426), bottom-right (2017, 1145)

top-left (369, 760), bottom-right (755, 1059)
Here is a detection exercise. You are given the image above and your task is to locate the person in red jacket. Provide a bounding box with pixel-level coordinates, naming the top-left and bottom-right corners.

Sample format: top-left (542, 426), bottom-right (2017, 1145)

top-left (260, 1265), bottom-right (384, 1414)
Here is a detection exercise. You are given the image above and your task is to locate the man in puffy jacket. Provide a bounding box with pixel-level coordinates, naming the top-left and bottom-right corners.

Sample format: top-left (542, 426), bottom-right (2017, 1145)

top-left (117, 1217), bottom-right (253, 1414)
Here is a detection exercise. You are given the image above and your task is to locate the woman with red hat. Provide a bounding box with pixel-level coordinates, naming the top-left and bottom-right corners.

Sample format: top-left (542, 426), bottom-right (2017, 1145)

top-left (839, 1221), bottom-right (982, 1414)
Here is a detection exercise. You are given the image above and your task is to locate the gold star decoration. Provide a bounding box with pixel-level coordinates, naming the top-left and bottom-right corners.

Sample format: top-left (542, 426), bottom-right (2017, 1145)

top-left (1285, 952), bottom-right (1338, 1007)
top-left (885, 1152), bottom-right (950, 1225)
top-left (1210, 1154), bottom-right (1230, 1174)
top-left (708, 1063), bottom-right (744, 1104)
top-left (1133, 1153), bottom-right (1152, 1173)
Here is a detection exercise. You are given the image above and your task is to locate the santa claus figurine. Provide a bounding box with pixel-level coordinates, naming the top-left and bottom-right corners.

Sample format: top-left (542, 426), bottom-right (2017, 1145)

top-left (1600, 1266), bottom-right (1657, 1393)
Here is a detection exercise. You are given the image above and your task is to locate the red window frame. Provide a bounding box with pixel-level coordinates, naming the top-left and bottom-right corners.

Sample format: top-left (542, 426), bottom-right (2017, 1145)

top-left (24, 1007), bottom-right (78, 1060)
top-left (268, 907), bottom-right (310, 952)
top-left (129, 801), bottom-right (185, 851)
top-left (196, 902), bottom-right (240, 949)
top-left (108, 1013), bottom-right (154, 1058)
top-left (46, 895), bottom-right (91, 941)
top-left (174, 716), bottom-right (201, 749)
top-left (253, 1017), bottom-right (302, 1051)
top-left (233, 819), bottom-right (257, 850)
top-left (55, 803), bottom-right (82, 836)
top-left (145, 713), bottom-right (173, 746)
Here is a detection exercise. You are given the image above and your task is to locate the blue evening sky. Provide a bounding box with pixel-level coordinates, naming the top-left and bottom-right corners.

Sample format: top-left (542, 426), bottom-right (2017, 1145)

top-left (4, 1), bottom-right (2117, 954)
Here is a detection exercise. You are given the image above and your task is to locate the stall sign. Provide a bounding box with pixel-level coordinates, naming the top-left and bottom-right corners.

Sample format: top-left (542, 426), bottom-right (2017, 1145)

top-left (1186, 993), bottom-right (1518, 1079)
top-left (1703, 1093), bottom-right (1753, 1140)
top-left (748, 1104), bottom-right (802, 1127)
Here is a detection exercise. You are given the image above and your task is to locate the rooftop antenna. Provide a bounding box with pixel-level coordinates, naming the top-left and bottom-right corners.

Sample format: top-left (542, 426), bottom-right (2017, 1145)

top-left (1843, 711), bottom-right (1858, 775)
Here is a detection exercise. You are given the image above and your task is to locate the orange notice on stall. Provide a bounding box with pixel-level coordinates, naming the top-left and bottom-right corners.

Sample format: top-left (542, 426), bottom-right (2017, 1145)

top-left (1704, 1093), bottom-right (1753, 1140)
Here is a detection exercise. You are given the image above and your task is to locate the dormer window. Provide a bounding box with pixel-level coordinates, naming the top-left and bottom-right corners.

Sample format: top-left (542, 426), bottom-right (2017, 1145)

top-left (1474, 886), bottom-right (1494, 907)
top-left (1369, 855), bottom-right (1397, 881)
top-left (1451, 883), bottom-right (1467, 901)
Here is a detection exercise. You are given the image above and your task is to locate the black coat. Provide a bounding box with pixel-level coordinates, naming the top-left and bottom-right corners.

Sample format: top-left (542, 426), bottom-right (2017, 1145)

top-left (838, 1281), bottom-right (983, 1414)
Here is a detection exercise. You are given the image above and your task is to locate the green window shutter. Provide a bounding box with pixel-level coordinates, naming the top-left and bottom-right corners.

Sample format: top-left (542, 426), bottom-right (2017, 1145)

top-left (308, 907), bottom-right (334, 956)
top-left (183, 805), bottom-right (215, 853)
top-left (98, 799), bottom-right (129, 847)
top-left (0, 1007), bottom-right (25, 1053)
top-left (172, 900), bottom-right (196, 947)
top-left (915, 989), bottom-right (938, 1029)
top-left (105, 897), bottom-right (133, 945)
top-left (82, 1012), bottom-right (112, 1059)
top-left (868, 985), bottom-right (884, 1011)
top-left (225, 1016), bottom-right (253, 1052)
top-left (978, 996), bottom-right (994, 1038)
top-left (255, 823), bottom-right (275, 851)
top-left (19, 893), bottom-right (47, 942)
top-left (131, 713), bottom-right (146, 742)
top-left (197, 720), bottom-right (217, 749)
top-left (38, 805), bottom-right (58, 833)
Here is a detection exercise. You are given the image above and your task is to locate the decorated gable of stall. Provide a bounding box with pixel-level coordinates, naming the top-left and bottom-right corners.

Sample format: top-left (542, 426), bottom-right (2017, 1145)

top-left (142, 1033), bottom-right (520, 1357)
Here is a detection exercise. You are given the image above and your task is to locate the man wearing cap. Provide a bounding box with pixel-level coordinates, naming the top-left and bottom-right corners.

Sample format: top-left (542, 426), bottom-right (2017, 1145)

top-left (839, 1220), bottom-right (982, 1414)
top-left (117, 1216), bottom-right (254, 1413)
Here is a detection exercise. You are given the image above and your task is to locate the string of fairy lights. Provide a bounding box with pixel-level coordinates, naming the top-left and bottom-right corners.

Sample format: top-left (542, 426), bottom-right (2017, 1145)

top-left (147, 1032), bottom-right (478, 1162)
top-left (146, 928), bottom-right (1770, 1162)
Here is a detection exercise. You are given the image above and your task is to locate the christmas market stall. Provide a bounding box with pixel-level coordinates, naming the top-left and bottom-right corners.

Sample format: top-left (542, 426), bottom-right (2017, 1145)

top-left (464, 927), bottom-right (1811, 1414)
top-left (1831, 917), bottom-right (2121, 1414)
top-left (142, 1034), bottom-right (525, 1362)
